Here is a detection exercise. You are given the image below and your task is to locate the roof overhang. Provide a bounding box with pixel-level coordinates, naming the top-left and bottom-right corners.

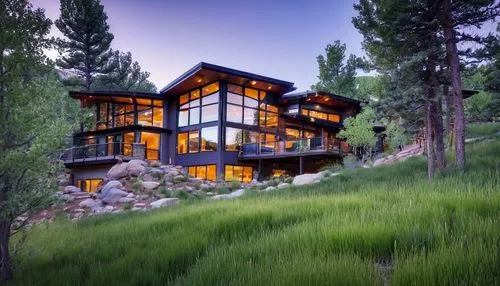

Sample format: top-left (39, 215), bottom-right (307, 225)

top-left (160, 62), bottom-right (296, 96)
top-left (70, 90), bottom-right (163, 100)
top-left (282, 91), bottom-right (361, 111)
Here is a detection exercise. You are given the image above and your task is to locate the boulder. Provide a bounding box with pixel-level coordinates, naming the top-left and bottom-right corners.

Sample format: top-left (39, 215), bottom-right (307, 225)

top-left (100, 188), bottom-right (128, 204)
top-left (264, 186), bottom-right (276, 192)
top-left (212, 189), bottom-right (245, 200)
top-left (133, 203), bottom-right (146, 208)
top-left (142, 181), bottom-right (160, 191)
top-left (127, 160), bottom-right (147, 177)
top-left (150, 198), bottom-right (179, 209)
top-left (79, 198), bottom-right (102, 210)
top-left (126, 193), bottom-right (135, 198)
top-left (277, 182), bottom-right (290, 189)
top-left (107, 162), bottom-right (128, 179)
top-left (63, 185), bottom-right (81, 194)
top-left (101, 180), bottom-right (123, 196)
top-left (292, 173), bottom-right (324, 186)
top-left (118, 197), bottom-right (136, 203)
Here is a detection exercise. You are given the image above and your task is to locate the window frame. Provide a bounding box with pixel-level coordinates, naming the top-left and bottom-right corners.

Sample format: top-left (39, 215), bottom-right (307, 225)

top-left (178, 81), bottom-right (220, 127)
top-left (224, 165), bottom-right (253, 182)
top-left (187, 164), bottom-right (217, 181)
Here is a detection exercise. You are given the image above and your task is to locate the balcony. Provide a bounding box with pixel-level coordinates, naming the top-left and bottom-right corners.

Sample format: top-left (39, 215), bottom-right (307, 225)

top-left (59, 142), bottom-right (157, 165)
top-left (239, 137), bottom-right (345, 160)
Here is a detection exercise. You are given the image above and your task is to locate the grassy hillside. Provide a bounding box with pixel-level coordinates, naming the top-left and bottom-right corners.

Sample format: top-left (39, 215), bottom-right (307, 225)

top-left (10, 124), bottom-right (500, 285)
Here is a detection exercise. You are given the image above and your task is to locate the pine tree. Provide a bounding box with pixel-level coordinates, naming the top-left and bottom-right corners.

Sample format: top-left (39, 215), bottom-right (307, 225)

top-left (55, 0), bottom-right (116, 91)
top-left (93, 50), bottom-right (157, 92)
top-left (311, 41), bottom-right (362, 97)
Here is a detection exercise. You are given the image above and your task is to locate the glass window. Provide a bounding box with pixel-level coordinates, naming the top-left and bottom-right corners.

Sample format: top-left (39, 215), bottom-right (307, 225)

top-left (123, 132), bottom-right (135, 156)
top-left (228, 84), bottom-right (243, 95)
top-left (301, 109), bottom-right (309, 116)
top-left (201, 104), bottom-right (218, 123)
top-left (178, 109), bottom-right (189, 127)
top-left (188, 166), bottom-right (196, 178)
top-left (190, 89), bottom-right (200, 101)
top-left (259, 110), bottom-right (266, 127)
top-left (225, 127), bottom-right (241, 151)
top-left (138, 109), bottom-right (153, 126)
top-left (202, 82), bottom-right (219, 96)
top-left (259, 91), bottom-right (266, 100)
top-left (153, 107), bottom-right (163, 127)
top-left (177, 132), bottom-right (188, 154)
top-left (227, 92), bottom-right (242, 105)
top-left (267, 104), bottom-right (278, 113)
top-left (227, 104), bottom-right (242, 123)
top-left (286, 128), bottom-right (301, 139)
top-left (245, 88), bottom-right (259, 100)
top-left (77, 178), bottom-right (103, 193)
top-left (328, 114), bottom-right (340, 123)
top-left (196, 166), bottom-right (207, 180)
top-left (207, 165), bottom-right (217, 181)
top-left (224, 165), bottom-right (253, 182)
top-left (140, 132), bottom-right (160, 160)
top-left (180, 94), bottom-right (189, 105)
top-left (243, 108), bottom-right (258, 125)
top-left (189, 130), bottom-right (199, 153)
top-left (266, 112), bottom-right (278, 128)
top-left (202, 93), bottom-right (218, 105)
top-left (201, 126), bottom-right (218, 152)
top-left (244, 131), bottom-right (260, 144)
top-left (244, 96), bottom-right (258, 108)
top-left (190, 107), bottom-right (200, 125)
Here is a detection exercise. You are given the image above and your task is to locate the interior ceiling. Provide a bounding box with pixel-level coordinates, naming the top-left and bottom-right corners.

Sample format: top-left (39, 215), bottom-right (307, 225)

top-left (303, 94), bottom-right (356, 110)
top-left (163, 69), bottom-right (291, 96)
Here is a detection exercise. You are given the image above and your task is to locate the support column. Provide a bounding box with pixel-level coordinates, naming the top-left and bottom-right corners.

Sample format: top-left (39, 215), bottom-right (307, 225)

top-left (299, 156), bottom-right (303, 175)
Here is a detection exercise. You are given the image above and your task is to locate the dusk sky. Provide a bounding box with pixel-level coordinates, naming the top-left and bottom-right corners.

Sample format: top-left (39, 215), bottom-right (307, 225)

top-left (29, 0), bottom-right (498, 92)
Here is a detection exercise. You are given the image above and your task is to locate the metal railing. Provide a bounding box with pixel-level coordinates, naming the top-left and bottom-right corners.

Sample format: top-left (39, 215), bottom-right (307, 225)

top-left (239, 137), bottom-right (344, 157)
top-left (59, 142), bottom-right (148, 164)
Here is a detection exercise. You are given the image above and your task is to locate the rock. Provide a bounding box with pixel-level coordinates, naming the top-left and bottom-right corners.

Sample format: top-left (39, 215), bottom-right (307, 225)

top-left (133, 203), bottom-right (146, 208)
top-left (63, 185), bottom-right (81, 194)
top-left (277, 182), bottom-right (290, 189)
top-left (292, 173), bottom-right (324, 186)
top-left (105, 206), bottom-right (114, 211)
top-left (131, 207), bottom-right (143, 211)
top-left (72, 193), bottom-right (91, 199)
top-left (126, 193), bottom-right (135, 198)
top-left (363, 164), bottom-right (371, 169)
top-left (127, 160), bottom-right (147, 177)
top-left (73, 208), bottom-right (85, 213)
top-left (118, 197), bottom-right (136, 203)
top-left (79, 199), bottom-right (102, 210)
top-left (142, 181), bottom-right (160, 191)
top-left (373, 158), bottom-right (385, 166)
top-left (212, 189), bottom-right (246, 200)
top-left (264, 186), bottom-right (276, 192)
top-left (100, 188), bottom-right (128, 204)
top-left (101, 180), bottom-right (123, 196)
top-left (150, 198), bottom-right (179, 208)
top-left (200, 184), bottom-right (211, 190)
top-left (107, 162), bottom-right (128, 179)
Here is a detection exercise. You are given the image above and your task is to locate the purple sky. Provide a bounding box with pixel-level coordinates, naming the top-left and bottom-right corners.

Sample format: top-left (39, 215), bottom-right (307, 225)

top-left (30, 0), bottom-right (498, 92)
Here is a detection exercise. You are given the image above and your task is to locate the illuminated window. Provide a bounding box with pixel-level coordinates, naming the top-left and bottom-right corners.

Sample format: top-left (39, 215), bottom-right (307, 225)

top-left (225, 84), bottom-right (276, 129)
top-left (177, 132), bottom-right (188, 154)
top-left (123, 132), bottom-right (135, 156)
top-left (225, 127), bottom-right (241, 151)
top-left (140, 132), bottom-right (160, 160)
top-left (201, 126), bottom-right (218, 152)
top-left (179, 82), bottom-right (219, 127)
top-left (225, 165), bottom-right (253, 182)
top-left (76, 178), bottom-right (103, 192)
top-left (302, 108), bottom-right (341, 123)
top-left (286, 128), bottom-right (301, 139)
top-left (188, 165), bottom-right (217, 181)
top-left (189, 130), bottom-right (199, 153)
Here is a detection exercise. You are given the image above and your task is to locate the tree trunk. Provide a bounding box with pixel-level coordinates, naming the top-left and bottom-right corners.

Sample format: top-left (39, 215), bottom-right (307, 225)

top-left (441, 0), bottom-right (466, 169)
top-left (425, 100), bottom-right (435, 182)
top-left (428, 58), bottom-right (446, 169)
top-left (0, 219), bottom-right (12, 283)
top-left (443, 84), bottom-right (454, 149)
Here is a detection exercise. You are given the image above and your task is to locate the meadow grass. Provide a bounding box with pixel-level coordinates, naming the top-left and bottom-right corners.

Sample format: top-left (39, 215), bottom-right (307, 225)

top-left (9, 130), bottom-right (500, 285)
top-left (467, 121), bottom-right (500, 138)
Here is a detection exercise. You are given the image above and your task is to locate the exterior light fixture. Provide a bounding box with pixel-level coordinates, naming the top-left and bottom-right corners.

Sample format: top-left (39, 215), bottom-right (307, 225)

top-left (251, 81), bottom-right (257, 85)
top-left (197, 78), bottom-right (202, 83)
top-left (268, 86), bottom-right (272, 90)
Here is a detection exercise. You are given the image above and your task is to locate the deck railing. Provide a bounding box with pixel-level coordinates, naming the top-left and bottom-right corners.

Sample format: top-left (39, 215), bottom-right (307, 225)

top-left (59, 142), bottom-right (149, 164)
top-left (239, 137), bottom-right (343, 157)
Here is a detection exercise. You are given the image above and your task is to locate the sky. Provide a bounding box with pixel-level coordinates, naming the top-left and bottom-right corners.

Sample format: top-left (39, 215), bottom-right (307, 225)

top-left (29, 0), bottom-right (498, 92)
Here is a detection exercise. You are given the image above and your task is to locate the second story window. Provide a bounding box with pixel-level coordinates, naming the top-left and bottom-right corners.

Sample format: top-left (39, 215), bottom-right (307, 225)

top-left (178, 82), bottom-right (219, 127)
top-left (301, 108), bottom-right (341, 123)
top-left (95, 99), bottom-right (163, 130)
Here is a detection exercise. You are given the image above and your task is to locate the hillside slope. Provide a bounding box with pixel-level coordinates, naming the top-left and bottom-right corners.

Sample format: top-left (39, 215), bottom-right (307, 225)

top-left (10, 124), bottom-right (500, 285)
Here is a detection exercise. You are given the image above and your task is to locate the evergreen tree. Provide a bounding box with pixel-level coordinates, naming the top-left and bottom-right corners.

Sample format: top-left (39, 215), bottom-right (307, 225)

top-left (93, 50), bottom-right (157, 92)
top-left (311, 41), bottom-right (362, 97)
top-left (0, 1), bottom-right (76, 282)
top-left (55, 0), bottom-right (116, 91)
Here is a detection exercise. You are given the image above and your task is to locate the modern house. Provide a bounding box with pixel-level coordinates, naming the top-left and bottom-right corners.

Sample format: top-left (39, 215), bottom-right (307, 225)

top-left (60, 62), bottom-right (362, 191)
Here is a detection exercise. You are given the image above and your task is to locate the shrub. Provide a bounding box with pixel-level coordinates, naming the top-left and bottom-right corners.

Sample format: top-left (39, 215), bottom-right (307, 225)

top-left (216, 186), bottom-right (231, 195)
top-left (230, 180), bottom-right (241, 190)
top-left (284, 177), bottom-right (293, 184)
top-left (159, 186), bottom-right (172, 198)
top-left (175, 189), bottom-right (189, 199)
top-left (122, 202), bottom-right (132, 210)
top-left (132, 179), bottom-right (143, 193)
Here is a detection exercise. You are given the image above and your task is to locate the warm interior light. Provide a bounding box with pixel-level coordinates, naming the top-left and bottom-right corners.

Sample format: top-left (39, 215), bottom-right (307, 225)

top-left (197, 78), bottom-right (202, 83)
top-left (325, 97), bottom-right (330, 101)
top-left (251, 81), bottom-right (257, 85)
top-left (267, 86), bottom-right (272, 90)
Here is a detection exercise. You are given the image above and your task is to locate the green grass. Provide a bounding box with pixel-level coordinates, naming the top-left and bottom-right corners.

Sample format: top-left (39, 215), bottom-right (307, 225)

top-left (9, 128), bottom-right (500, 285)
top-left (467, 121), bottom-right (500, 138)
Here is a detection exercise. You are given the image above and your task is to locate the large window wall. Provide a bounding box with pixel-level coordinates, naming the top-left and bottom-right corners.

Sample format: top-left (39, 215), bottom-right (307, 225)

top-left (96, 98), bottom-right (163, 130)
top-left (225, 165), bottom-right (253, 182)
top-left (225, 127), bottom-right (276, 151)
top-left (226, 84), bottom-right (278, 128)
top-left (301, 108), bottom-right (341, 123)
top-left (178, 82), bottom-right (219, 127)
top-left (177, 126), bottom-right (218, 154)
top-left (187, 165), bottom-right (217, 181)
